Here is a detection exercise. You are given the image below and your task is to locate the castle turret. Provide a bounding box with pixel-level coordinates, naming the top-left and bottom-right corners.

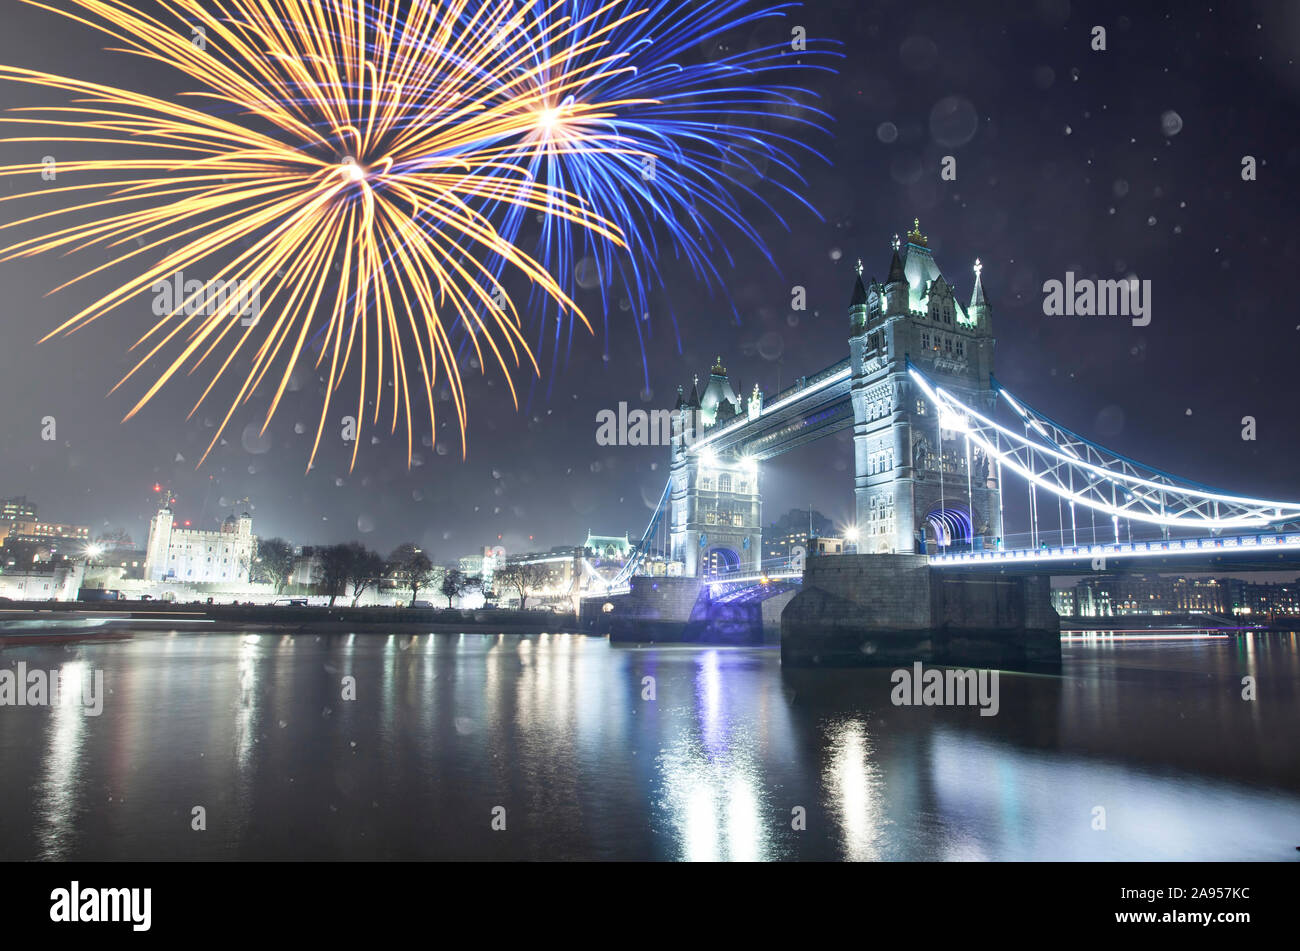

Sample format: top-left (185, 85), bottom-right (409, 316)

top-left (144, 506), bottom-right (174, 582)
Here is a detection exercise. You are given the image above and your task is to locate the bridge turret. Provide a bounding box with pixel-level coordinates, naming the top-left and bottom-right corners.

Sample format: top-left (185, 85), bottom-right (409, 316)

top-left (849, 259), bottom-right (869, 333)
top-left (698, 356), bottom-right (740, 428)
top-left (968, 258), bottom-right (990, 330)
top-left (884, 234), bottom-right (908, 315)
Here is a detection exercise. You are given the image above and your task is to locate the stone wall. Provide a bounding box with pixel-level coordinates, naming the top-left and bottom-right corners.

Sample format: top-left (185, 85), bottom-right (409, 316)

top-left (605, 576), bottom-right (705, 642)
top-left (782, 553), bottom-right (1060, 669)
top-left (583, 577), bottom-right (796, 645)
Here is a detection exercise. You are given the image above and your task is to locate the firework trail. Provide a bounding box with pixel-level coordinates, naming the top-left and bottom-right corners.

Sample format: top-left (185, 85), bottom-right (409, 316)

top-left (0, 0), bottom-right (833, 466)
top-left (475, 0), bottom-right (836, 390)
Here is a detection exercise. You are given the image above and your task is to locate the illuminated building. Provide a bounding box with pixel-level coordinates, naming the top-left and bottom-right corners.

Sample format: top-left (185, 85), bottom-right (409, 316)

top-left (0, 496), bottom-right (38, 521)
top-left (0, 516), bottom-right (91, 565)
top-left (458, 545), bottom-right (504, 585)
top-left (669, 356), bottom-right (764, 576)
top-left (583, 533), bottom-right (631, 561)
top-left (144, 506), bottom-right (256, 583)
top-left (763, 508), bottom-right (833, 561)
top-left (0, 518), bottom-right (89, 544)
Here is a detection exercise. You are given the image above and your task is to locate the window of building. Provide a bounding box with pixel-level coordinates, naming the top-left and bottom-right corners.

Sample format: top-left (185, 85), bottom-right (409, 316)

top-left (956, 339), bottom-right (965, 357)
top-left (921, 332), bottom-right (930, 350)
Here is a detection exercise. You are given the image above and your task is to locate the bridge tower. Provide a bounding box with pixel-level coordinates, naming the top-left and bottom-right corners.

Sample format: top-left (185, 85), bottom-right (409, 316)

top-left (669, 357), bottom-right (763, 576)
top-left (849, 220), bottom-right (1001, 554)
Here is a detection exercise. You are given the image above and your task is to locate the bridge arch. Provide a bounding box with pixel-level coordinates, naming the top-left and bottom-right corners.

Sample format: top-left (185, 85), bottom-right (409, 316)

top-left (922, 503), bottom-right (975, 552)
top-left (705, 546), bottom-right (741, 576)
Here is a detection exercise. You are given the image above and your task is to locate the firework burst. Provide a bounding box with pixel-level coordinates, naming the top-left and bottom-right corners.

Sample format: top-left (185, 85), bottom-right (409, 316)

top-left (470, 0), bottom-right (837, 388)
top-left (0, 0), bottom-right (832, 467)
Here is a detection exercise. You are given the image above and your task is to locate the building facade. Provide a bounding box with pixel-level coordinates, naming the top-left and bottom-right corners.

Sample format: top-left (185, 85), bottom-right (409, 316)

top-left (144, 507), bottom-right (256, 583)
top-left (849, 220), bottom-right (999, 553)
top-left (0, 496), bottom-right (38, 521)
top-left (669, 357), bottom-right (764, 576)
top-left (763, 508), bottom-right (833, 564)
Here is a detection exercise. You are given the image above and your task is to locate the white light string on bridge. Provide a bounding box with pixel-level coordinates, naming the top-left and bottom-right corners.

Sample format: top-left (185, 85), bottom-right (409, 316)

top-left (684, 361), bottom-right (852, 455)
top-left (906, 364), bottom-right (1300, 531)
top-left (609, 478), bottom-right (672, 588)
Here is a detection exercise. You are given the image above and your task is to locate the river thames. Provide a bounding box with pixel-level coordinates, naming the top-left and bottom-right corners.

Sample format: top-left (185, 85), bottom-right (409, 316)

top-left (1, 629), bottom-right (1297, 860)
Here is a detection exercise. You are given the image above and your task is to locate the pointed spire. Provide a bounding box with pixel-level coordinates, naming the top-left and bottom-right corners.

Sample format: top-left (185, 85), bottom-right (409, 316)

top-left (907, 217), bottom-right (928, 247)
top-left (968, 258), bottom-right (989, 323)
top-left (674, 384), bottom-right (686, 410)
top-left (850, 264), bottom-right (869, 308)
top-left (688, 373), bottom-right (701, 408)
top-left (886, 242), bottom-right (905, 284)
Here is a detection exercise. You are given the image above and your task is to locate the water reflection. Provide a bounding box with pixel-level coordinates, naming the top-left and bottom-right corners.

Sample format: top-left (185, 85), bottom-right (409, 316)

top-left (1, 631), bottom-right (1297, 860)
top-left (822, 717), bottom-right (883, 861)
top-left (35, 661), bottom-right (88, 859)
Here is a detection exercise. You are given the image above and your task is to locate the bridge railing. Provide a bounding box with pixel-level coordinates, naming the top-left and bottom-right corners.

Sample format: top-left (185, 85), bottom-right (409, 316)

top-left (929, 528), bottom-right (1300, 566)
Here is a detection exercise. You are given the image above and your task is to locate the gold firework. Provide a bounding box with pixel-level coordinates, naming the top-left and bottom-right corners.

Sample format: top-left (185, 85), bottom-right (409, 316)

top-left (0, 0), bottom-right (648, 468)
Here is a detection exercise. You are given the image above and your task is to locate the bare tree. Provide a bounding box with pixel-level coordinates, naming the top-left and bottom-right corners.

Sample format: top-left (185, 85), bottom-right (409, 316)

top-left (387, 543), bottom-right (436, 606)
top-left (314, 544), bottom-right (352, 606)
top-left (94, 527), bottom-right (134, 550)
top-left (492, 562), bottom-right (548, 610)
top-left (345, 544), bottom-right (385, 606)
top-left (253, 537), bottom-right (295, 593)
top-left (440, 568), bottom-right (481, 608)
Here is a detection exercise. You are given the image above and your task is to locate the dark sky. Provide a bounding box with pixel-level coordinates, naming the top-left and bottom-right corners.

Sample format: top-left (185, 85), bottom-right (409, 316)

top-left (1, 0), bottom-right (1297, 563)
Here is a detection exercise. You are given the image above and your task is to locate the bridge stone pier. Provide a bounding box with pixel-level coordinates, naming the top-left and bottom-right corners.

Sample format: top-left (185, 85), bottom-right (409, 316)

top-left (781, 553), bottom-right (1059, 669)
top-left (583, 575), bottom-right (796, 645)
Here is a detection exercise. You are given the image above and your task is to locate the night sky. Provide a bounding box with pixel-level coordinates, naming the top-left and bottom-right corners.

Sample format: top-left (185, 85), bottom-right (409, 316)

top-left (1, 0), bottom-right (1297, 562)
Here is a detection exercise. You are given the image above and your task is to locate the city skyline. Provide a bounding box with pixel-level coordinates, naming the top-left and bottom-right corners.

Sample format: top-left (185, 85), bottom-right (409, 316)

top-left (2, 2), bottom-right (1297, 561)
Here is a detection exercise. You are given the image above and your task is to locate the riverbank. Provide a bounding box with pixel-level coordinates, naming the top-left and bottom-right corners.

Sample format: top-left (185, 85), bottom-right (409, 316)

top-left (1057, 612), bottom-right (1263, 631)
top-left (0, 600), bottom-right (579, 637)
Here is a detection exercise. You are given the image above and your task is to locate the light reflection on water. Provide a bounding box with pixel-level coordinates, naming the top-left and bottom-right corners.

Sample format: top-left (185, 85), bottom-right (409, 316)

top-left (35, 660), bottom-right (87, 860)
top-left (0, 630), bottom-right (1297, 860)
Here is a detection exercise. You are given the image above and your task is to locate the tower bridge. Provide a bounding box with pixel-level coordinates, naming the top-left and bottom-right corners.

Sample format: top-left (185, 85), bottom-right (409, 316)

top-left (586, 221), bottom-right (1300, 667)
top-left (651, 217), bottom-right (1003, 579)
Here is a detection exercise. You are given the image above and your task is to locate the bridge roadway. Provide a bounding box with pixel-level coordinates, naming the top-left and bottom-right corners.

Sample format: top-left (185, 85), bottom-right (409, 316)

top-left (928, 528), bottom-right (1300, 575)
top-left (589, 529), bottom-right (1300, 605)
top-left (688, 358), bottom-right (853, 461)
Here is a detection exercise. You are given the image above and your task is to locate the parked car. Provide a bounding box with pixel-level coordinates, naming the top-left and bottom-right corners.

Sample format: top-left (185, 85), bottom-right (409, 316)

top-left (409, 600), bottom-right (434, 608)
top-left (273, 597), bottom-right (308, 607)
